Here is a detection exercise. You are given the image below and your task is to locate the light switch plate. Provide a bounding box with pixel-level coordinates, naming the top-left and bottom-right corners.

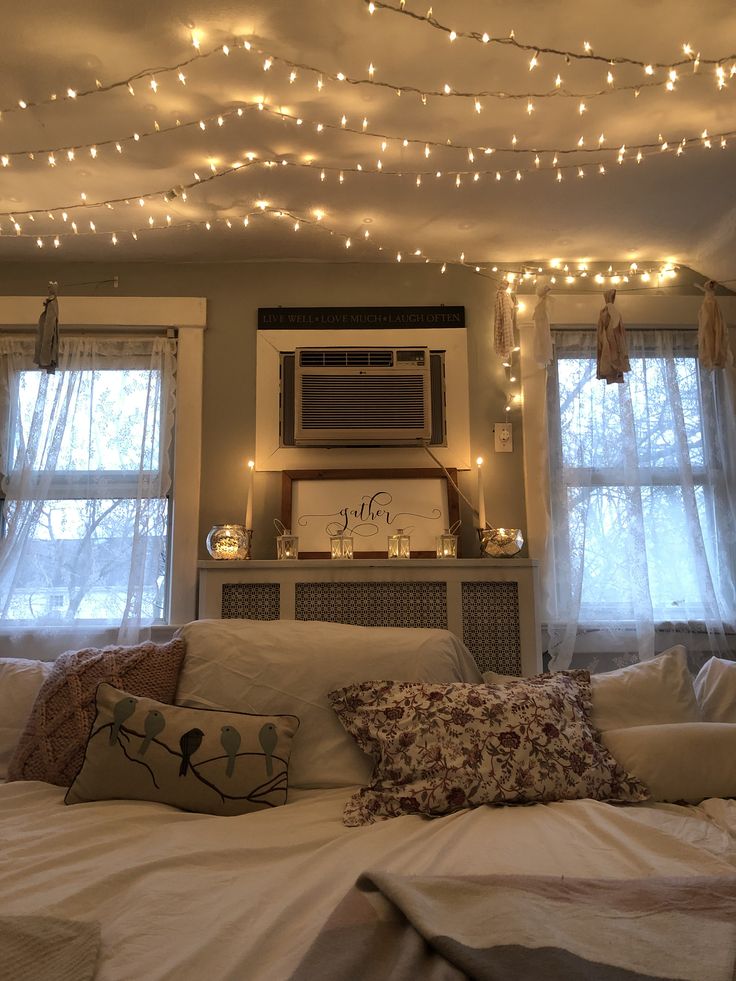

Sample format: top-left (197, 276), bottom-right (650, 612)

top-left (494, 422), bottom-right (513, 452)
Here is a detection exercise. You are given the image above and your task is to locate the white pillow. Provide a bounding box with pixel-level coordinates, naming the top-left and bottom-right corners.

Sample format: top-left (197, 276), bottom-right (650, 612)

top-left (590, 646), bottom-right (699, 731)
top-left (175, 619), bottom-right (482, 789)
top-left (602, 723), bottom-right (736, 803)
top-left (481, 671), bottom-right (519, 685)
top-left (0, 658), bottom-right (53, 781)
top-left (694, 657), bottom-right (736, 723)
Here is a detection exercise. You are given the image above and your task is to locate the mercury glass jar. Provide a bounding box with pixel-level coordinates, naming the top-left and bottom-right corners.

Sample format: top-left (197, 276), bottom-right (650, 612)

top-left (479, 527), bottom-right (524, 557)
top-left (206, 524), bottom-right (252, 560)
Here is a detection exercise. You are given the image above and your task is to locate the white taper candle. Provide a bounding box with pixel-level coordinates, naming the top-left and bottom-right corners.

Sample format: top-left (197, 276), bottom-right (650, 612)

top-left (476, 456), bottom-right (487, 529)
top-left (245, 460), bottom-right (255, 529)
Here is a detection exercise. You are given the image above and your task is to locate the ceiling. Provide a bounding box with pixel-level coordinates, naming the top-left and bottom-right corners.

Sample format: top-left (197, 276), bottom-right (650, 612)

top-left (1, 0), bottom-right (735, 284)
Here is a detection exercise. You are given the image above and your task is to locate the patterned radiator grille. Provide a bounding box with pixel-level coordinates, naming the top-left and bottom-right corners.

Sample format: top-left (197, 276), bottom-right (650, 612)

top-left (221, 583), bottom-right (280, 620)
top-left (461, 581), bottom-right (521, 675)
top-left (295, 581), bottom-right (448, 629)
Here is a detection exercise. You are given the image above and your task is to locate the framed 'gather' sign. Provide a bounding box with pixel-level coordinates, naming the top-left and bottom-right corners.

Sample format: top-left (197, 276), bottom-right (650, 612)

top-left (281, 469), bottom-right (460, 558)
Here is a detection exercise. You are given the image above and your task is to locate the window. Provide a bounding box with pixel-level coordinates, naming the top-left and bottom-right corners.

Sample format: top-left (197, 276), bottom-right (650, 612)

top-left (545, 327), bottom-right (736, 664)
top-left (0, 337), bottom-right (175, 629)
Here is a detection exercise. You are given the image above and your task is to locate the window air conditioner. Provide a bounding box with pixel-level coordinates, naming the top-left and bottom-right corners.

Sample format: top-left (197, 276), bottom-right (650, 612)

top-left (293, 347), bottom-right (432, 446)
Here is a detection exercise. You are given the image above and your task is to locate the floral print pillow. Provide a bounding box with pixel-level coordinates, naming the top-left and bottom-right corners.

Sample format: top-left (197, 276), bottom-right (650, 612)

top-left (329, 671), bottom-right (649, 825)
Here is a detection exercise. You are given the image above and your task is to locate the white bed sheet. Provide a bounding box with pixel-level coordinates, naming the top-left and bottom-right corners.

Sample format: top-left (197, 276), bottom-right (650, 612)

top-left (1, 781), bottom-right (736, 980)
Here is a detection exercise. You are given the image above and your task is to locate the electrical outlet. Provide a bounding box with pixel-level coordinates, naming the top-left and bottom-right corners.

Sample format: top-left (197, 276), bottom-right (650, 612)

top-left (494, 422), bottom-right (513, 452)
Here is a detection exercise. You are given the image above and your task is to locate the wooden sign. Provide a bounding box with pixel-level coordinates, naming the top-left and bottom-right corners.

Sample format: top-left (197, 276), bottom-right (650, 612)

top-left (258, 306), bottom-right (465, 330)
top-left (281, 468), bottom-right (460, 558)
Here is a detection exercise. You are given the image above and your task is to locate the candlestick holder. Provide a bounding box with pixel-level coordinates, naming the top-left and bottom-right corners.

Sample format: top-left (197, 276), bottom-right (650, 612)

top-left (206, 524), bottom-right (252, 560)
top-left (478, 527), bottom-right (524, 558)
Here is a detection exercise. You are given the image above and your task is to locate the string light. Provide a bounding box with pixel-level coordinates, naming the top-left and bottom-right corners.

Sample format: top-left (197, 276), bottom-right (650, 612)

top-left (362, 1), bottom-right (734, 74)
top-left (5, 27), bottom-right (722, 121)
top-left (11, 95), bottom-right (733, 175)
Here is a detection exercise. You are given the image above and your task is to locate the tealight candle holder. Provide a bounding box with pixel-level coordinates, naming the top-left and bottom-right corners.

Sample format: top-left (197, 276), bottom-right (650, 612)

top-left (387, 528), bottom-right (411, 560)
top-left (330, 532), bottom-right (354, 559)
top-left (276, 529), bottom-right (299, 560)
top-left (478, 527), bottom-right (524, 558)
top-left (206, 524), bottom-right (252, 560)
top-left (436, 529), bottom-right (458, 559)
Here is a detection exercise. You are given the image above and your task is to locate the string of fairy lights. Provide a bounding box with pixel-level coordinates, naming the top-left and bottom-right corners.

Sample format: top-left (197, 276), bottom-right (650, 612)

top-left (1, 20), bottom-right (735, 122)
top-left (365, 1), bottom-right (736, 72)
top-left (1, 91), bottom-right (732, 173)
top-left (0, 128), bottom-right (731, 235)
top-left (0, 4), bottom-right (728, 349)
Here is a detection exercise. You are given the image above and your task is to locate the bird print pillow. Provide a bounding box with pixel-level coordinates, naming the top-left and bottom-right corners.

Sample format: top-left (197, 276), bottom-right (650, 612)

top-left (65, 684), bottom-right (300, 816)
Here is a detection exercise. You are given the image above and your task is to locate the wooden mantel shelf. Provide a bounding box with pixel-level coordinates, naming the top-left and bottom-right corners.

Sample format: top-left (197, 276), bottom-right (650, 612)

top-left (198, 558), bottom-right (538, 569)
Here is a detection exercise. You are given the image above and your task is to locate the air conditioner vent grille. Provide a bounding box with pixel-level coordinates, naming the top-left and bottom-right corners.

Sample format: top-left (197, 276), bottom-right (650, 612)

top-left (299, 349), bottom-right (394, 367)
top-left (300, 375), bottom-right (426, 429)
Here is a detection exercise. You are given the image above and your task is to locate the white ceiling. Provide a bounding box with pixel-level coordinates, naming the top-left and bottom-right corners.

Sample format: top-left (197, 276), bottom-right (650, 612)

top-left (1, 0), bottom-right (735, 282)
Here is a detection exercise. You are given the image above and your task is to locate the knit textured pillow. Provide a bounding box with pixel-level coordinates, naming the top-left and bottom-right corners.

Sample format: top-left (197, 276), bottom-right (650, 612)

top-left (7, 639), bottom-right (186, 787)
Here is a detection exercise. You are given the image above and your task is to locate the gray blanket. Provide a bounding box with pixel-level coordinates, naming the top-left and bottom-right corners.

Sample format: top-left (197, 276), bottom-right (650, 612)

top-left (292, 872), bottom-right (736, 981)
top-left (0, 915), bottom-right (100, 981)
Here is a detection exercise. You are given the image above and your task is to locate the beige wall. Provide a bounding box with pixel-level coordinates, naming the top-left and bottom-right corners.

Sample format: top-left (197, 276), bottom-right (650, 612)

top-left (0, 261), bottom-right (525, 558)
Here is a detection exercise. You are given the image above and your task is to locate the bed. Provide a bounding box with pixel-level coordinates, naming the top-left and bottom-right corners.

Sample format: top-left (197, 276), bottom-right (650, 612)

top-left (1, 619), bottom-right (736, 980)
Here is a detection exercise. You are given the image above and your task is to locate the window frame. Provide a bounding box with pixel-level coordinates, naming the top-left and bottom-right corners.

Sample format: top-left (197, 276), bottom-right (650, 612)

top-left (519, 292), bottom-right (736, 642)
top-left (1, 351), bottom-right (174, 625)
top-left (0, 296), bottom-right (205, 631)
top-left (546, 330), bottom-right (717, 622)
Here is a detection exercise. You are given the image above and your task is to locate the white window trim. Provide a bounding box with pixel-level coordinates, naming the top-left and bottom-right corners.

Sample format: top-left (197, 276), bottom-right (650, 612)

top-left (520, 291), bottom-right (736, 596)
top-left (0, 295), bottom-right (206, 627)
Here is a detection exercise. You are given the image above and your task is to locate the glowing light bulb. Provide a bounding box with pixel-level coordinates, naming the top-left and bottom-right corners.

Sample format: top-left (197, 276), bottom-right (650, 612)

top-left (191, 29), bottom-right (202, 50)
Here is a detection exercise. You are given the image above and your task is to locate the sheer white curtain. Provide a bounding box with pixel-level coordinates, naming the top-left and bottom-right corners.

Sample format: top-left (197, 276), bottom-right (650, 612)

top-left (545, 328), bottom-right (736, 671)
top-left (0, 335), bottom-right (176, 651)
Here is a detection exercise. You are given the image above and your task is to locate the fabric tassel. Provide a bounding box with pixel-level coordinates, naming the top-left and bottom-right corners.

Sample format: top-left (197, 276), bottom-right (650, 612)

top-left (697, 281), bottom-right (730, 369)
top-left (494, 286), bottom-right (516, 360)
top-left (34, 282), bottom-right (59, 374)
top-left (596, 288), bottom-right (630, 385)
top-left (532, 284), bottom-right (553, 367)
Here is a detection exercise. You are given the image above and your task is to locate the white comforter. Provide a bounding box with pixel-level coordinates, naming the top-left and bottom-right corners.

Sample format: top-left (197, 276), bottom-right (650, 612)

top-left (1, 782), bottom-right (736, 980)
